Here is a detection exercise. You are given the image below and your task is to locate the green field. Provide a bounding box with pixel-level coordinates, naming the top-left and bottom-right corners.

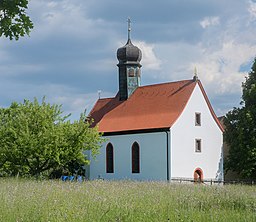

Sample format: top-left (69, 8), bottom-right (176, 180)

top-left (0, 179), bottom-right (255, 222)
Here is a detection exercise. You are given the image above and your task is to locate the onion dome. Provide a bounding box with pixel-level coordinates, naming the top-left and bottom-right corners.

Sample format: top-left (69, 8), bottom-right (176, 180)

top-left (117, 38), bottom-right (142, 64)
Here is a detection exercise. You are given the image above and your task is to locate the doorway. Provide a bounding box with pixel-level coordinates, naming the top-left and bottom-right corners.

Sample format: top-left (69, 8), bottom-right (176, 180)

top-left (194, 168), bottom-right (203, 183)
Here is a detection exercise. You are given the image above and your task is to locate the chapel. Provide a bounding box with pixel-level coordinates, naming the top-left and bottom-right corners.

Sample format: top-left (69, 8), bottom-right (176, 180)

top-left (87, 22), bottom-right (223, 182)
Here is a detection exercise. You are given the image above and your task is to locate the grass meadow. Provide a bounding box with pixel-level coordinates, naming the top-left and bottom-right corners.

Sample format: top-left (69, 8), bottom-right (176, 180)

top-left (0, 178), bottom-right (255, 222)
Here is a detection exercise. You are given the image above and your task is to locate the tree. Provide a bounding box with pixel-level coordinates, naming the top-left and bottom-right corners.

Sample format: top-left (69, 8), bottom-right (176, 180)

top-left (0, 0), bottom-right (33, 40)
top-left (0, 98), bottom-right (103, 178)
top-left (224, 58), bottom-right (256, 179)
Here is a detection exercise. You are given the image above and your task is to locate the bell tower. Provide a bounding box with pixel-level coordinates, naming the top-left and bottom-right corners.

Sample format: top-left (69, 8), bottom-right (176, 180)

top-left (117, 18), bottom-right (142, 101)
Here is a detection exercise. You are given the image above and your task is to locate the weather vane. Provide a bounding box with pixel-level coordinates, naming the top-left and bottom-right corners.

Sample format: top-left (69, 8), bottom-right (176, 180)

top-left (127, 17), bottom-right (131, 40)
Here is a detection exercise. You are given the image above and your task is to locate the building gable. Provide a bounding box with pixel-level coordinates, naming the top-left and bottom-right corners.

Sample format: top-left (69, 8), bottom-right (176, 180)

top-left (170, 83), bottom-right (223, 180)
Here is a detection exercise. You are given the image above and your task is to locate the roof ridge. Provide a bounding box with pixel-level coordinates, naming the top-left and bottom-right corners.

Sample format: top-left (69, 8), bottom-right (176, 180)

top-left (97, 97), bottom-right (115, 101)
top-left (139, 79), bottom-right (193, 89)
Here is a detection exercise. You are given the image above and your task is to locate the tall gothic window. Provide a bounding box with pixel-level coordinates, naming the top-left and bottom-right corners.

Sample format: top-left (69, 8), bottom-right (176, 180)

top-left (132, 142), bottom-right (140, 173)
top-left (106, 143), bottom-right (114, 173)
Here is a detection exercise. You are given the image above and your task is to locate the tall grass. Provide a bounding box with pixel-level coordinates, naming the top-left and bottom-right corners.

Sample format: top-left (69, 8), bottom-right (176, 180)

top-left (0, 178), bottom-right (255, 221)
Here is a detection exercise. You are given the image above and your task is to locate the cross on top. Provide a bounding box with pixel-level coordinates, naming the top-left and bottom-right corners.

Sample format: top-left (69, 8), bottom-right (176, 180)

top-left (127, 17), bottom-right (131, 40)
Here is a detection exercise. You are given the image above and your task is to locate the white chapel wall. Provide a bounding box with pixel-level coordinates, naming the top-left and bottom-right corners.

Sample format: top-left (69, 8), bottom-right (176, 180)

top-left (89, 132), bottom-right (168, 180)
top-left (171, 83), bottom-right (223, 181)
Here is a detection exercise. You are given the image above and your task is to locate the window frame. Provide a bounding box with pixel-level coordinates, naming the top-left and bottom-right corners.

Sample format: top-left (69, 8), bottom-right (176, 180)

top-left (132, 142), bottom-right (140, 174)
top-left (106, 143), bottom-right (114, 173)
top-left (195, 139), bottom-right (202, 152)
top-left (195, 112), bottom-right (201, 126)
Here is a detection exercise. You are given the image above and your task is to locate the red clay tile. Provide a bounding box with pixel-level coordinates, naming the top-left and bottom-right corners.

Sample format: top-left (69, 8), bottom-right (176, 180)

top-left (89, 79), bottom-right (223, 133)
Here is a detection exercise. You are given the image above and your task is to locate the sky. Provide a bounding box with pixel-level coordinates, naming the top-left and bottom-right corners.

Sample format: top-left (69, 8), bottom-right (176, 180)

top-left (1, 0), bottom-right (256, 121)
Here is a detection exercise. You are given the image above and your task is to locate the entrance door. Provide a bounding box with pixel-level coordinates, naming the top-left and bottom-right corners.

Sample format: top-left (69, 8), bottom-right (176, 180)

top-left (194, 168), bottom-right (203, 183)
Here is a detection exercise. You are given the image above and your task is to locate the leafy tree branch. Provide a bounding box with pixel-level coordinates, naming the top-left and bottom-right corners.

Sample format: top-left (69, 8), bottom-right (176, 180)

top-left (0, 0), bottom-right (33, 40)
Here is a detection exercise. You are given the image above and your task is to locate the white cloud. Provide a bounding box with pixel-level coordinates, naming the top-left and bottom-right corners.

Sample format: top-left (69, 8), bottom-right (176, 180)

top-left (190, 41), bottom-right (256, 95)
top-left (248, 0), bottom-right (256, 19)
top-left (29, 0), bottom-right (107, 41)
top-left (1, 0), bottom-right (256, 119)
top-left (200, 16), bottom-right (220, 29)
top-left (51, 94), bottom-right (95, 119)
top-left (151, 42), bottom-right (202, 81)
top-left (50, 90), bottom-right (115, 120)
top-left (134, 41), bottom-right (162, 70)
top-left (147, 39), bottom-right (255, 116)
top-left (149, 38), bottom-right (255, 103)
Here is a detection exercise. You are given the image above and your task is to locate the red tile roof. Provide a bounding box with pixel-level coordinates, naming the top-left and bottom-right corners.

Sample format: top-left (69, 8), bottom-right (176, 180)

top-left (89, 79), bottom-right (223, 133)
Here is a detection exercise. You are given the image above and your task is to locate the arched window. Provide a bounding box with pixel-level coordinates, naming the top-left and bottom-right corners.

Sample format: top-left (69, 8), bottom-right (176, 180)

top-left (132, 142), bottom-right (140, 173)
top-left (106, 143), bottom-right (114, 173)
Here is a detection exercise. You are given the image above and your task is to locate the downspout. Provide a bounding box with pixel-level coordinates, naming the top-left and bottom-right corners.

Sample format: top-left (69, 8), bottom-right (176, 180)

top-left (165, 130), bottom-right (170, 181)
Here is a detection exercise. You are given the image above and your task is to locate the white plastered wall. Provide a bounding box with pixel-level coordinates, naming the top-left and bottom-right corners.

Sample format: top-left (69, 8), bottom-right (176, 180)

top-left (171, 83), bottom-right (223, 181)
top-left (89, 132), bottom-right (169, 180)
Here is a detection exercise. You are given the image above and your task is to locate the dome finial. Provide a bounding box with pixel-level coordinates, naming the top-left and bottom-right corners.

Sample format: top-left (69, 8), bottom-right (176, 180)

top-left (127, 17), bottom-right (131, 40)
top-left (117, 18), bottom-right (142, 64)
